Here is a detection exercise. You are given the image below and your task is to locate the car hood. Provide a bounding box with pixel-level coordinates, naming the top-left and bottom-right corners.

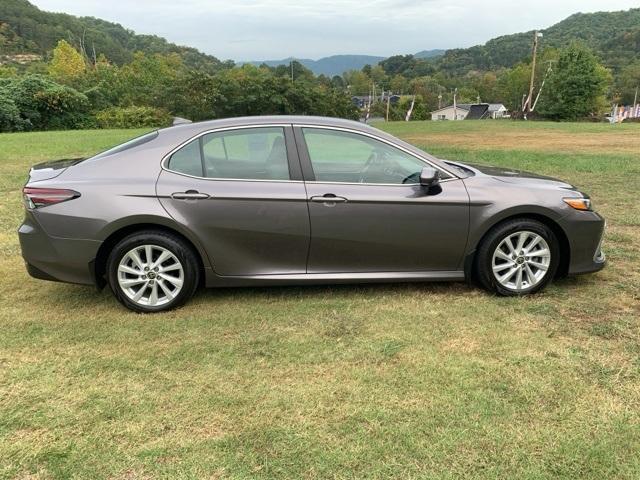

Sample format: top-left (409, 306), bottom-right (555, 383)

top-left (448, 160), bottom-right (576, 190)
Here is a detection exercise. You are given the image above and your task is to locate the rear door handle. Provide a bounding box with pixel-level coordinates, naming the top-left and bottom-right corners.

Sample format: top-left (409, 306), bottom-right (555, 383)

top-left (171, 190), bottom-right (210, 200)
top-left (310, 194), bottom-right (348, 205)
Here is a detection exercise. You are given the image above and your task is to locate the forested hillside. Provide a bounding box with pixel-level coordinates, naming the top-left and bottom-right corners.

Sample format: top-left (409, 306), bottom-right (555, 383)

top-left (0, 0), bottom-right (228, 72)
top-left (436, 8), bottom-right (640, 75)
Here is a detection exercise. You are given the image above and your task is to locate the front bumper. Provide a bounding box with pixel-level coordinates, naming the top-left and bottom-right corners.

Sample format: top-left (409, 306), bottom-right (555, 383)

top-left (559, 210), bottom-right (606, 275)
top-left (18, 212), bottom-right (101, 286)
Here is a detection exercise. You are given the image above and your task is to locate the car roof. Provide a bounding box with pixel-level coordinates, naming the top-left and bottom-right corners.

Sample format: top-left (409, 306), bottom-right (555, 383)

top-left (158, 115), bottom-right (377, 135)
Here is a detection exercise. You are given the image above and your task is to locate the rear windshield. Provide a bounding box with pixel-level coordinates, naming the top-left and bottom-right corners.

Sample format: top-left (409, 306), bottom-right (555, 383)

top-left (90, 131), bottom-right (159, 161)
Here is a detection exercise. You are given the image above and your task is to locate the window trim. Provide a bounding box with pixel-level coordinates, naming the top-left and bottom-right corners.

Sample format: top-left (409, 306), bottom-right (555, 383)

top-left (294, 124), bottom-right (459, 186)
top-left (161, 124), bottom-right (303, 183)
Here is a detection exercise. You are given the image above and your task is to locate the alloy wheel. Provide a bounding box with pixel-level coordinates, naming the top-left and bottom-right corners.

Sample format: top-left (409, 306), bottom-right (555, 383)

top-left (117, 244), bottom-right (184, 307)
top-left (491, 231), bottom-right (551, 292)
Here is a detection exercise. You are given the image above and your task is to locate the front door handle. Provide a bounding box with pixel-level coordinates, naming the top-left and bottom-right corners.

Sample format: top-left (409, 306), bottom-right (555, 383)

top-left (310, 194), bottom-right (348, 206)
top-left (171, 190), bottom-right (210, 200)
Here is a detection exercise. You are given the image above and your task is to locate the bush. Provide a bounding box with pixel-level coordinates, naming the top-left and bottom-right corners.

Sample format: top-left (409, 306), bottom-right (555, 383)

top-left (95, 106), bottom-right (172, 129)
top-left (0, 74), bottom-right (90, 131)
top-left (0, 94), bottom-right (26, 131)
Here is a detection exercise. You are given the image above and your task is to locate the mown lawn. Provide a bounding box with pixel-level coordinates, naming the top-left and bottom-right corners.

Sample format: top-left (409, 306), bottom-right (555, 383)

top-left (0, 121), bottom-right (639, 479)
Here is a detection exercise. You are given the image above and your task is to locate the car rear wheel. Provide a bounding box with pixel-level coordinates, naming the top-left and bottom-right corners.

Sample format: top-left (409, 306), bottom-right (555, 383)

top-left (107, 231), bottom-right (199, 312)
top-left (476, 218), bottom-right (560, 296)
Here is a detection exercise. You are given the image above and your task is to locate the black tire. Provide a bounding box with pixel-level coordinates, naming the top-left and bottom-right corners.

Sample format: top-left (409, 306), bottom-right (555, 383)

top-left (475, 218), bottom-right (560, 296)
top-left (107, 230), bottom-right (200, 313)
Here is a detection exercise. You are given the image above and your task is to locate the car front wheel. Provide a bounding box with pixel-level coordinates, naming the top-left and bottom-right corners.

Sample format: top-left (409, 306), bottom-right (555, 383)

top-left (476, 218), bottom-right (560, 296)
top-left (107, 231), bottom-right (200, 312)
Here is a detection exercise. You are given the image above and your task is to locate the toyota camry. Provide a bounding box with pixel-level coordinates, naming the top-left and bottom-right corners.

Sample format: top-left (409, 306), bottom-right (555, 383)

top-left (19, 116), bottom-right (606, 312)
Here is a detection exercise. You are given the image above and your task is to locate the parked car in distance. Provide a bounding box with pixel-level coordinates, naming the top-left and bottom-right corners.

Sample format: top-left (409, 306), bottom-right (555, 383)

top-left (19, 116), bottom-right (606, 312)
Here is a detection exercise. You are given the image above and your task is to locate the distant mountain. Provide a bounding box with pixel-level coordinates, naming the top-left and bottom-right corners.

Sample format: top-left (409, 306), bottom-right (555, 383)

top-left (245, 52), bottom-right (449, 76)
top-left (414, 49), bottom-right (446, 59)
top-left (245, 55), bottom-right (387, 77)
top-left (0, 0), bottom-right (226, 72)
top-left (435, 8), bottom-right (640, 75)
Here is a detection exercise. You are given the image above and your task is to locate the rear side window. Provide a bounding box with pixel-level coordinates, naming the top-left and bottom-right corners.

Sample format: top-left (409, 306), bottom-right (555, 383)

top-left (168, 139), bottom-right (202, 177)
top-left (90, 131), bottom-right (159, 161)
top-left (167, 127), bottom-right (290, 180)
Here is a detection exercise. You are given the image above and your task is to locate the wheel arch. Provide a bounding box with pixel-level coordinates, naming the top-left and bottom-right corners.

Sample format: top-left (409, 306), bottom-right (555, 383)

top-left (93, 219), bottom-right (209, 289)
top-left (464, 212), bottom-right (571, 281)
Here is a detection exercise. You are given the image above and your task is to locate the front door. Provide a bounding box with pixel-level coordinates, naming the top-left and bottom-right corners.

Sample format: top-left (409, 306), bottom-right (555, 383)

top-left (156, 125), bottom-right (310, 276)
top-left (295, 126), bottom-right (469, 273)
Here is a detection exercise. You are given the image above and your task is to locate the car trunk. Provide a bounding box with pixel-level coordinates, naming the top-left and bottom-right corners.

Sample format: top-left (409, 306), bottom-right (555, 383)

top-left (27, 158), bottom-right (84, 183)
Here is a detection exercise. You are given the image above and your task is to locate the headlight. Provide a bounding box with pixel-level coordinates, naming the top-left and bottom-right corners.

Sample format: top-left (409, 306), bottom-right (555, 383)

top-left (563, 197), bottom-right (592, 211)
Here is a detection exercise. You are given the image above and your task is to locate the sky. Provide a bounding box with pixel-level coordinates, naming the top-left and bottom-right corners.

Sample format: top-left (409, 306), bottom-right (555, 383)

top-left (31, 0), bottom-right (640, 61)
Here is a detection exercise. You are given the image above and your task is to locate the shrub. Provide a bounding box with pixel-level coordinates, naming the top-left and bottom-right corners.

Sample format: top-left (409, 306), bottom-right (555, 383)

top-left (95, 106), bottom-right (172, 129)
top-left (0, 94), bottom-right (26, 131)
top-left (0, 74), bottom-right (90, 131)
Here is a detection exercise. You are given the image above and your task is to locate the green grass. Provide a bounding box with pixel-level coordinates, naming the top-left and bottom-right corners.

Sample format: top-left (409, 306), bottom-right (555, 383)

top-left (1, 122), bottom-right (639, 479)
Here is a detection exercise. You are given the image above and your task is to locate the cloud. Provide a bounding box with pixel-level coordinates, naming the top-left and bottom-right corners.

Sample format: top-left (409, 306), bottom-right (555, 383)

top-left (31, 0), bottom-right (640, 60)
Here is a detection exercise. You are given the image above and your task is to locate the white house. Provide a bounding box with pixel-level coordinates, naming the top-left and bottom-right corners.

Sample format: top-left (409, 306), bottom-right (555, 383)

top-left (430, 104), bottom-right (470, 121)
top-left (488, 104), bottom-right (509, 119)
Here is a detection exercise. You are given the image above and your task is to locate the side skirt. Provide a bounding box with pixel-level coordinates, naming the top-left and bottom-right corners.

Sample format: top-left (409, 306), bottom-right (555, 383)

top-left (204, 268), bottom-right (465, 288)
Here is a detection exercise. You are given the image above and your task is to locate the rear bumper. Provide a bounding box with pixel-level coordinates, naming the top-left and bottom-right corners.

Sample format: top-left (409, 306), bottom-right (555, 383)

top-left (18, 212), bottom-right (101, 286)
top-left (559, 210), bottom-right (607, 276)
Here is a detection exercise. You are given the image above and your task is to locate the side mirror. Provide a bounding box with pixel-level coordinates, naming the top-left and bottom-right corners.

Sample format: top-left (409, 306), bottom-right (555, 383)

top-left (420, 166), bottom-right (440, 188)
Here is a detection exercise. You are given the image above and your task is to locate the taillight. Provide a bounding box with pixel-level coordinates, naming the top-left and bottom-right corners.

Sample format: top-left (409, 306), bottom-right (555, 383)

top-left (22, 187), bottom-right (80, 209)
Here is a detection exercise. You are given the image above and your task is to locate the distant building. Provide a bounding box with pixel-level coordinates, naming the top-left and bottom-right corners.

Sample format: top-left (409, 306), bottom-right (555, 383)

top-left (430, 104), bottom-right (470, 121)
top-left (352, 93), bottom-right (402, 109)
top-left (487, 103), bottom-right (510, 119)
top-left (431, 103), bottom-right (509, 121)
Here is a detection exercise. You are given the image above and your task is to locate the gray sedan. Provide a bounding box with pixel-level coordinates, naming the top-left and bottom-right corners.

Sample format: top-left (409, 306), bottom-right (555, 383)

top-left (19, 116), bottom-right (606, 312)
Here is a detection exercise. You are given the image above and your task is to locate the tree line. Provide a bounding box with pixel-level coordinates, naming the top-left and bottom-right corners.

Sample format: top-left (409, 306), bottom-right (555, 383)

top-left (338, 42), bottom-right (627, 122)
top-left (0, 37), bottom-right (635, 132)
top-left (0, 40), bottom-right (359, 132)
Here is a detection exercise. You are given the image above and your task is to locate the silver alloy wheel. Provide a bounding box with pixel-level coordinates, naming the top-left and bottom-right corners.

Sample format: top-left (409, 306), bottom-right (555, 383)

top-left (491, 231), bottom-right (551, 292)
top-left (117, 245), bottom-right (184, 307)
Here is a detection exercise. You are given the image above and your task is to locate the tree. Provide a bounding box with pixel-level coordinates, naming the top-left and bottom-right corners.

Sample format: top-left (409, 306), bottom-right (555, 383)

top-left (496, 63), bottom-right (531, 111)
top-left (343, 70), bottom-right (370, 95)
top-left (0, 74), bottom-right (89, 131)
top-left (614, 61), bottom-right (640, 104)
top-left (379, 55), bottom-right (416, 76)
top-left (537, 43), bottom-right (611, 120)
top-left (0, 94), bottom-right (25, 131)
top-left (48, 40), bottom-right (86, 84)
top-left (389, 75), bottom-right (408, 95)
top-left (0, 65), bottom-right (18, 78)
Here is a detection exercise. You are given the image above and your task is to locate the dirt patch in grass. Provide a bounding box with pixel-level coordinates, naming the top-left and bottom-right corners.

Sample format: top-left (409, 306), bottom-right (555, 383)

top-left (401, 129), bottom-right (639, 155)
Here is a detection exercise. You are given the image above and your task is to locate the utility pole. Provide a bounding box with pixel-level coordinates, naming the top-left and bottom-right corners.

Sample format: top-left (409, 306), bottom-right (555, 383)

top-left (290, 59), bottom-right (294, 82)
top-left (453, 88), bottom-right (458, 121)
top-left (438, 93), bottom-right (442, 110)
top-left (386, 91), bottom-right (391, 122)
top-left (523, 31), bottom-right (543, 120)
top-left (532, 61), bottom-right (554, 112)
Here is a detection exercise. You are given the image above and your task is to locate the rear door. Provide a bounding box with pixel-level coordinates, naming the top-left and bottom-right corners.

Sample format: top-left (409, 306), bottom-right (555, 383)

top-left (156, 125), bottom-right (310, 276)
top-left (295, 126), bottom-right (469, 273)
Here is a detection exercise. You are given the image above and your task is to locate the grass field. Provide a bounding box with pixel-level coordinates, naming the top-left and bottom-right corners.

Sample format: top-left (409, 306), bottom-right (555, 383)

top-left (1, 121), bottom-right (639, 479)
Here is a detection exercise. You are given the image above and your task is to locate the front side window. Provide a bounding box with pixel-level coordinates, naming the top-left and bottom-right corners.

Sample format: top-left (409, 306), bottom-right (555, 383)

top-left (302, 128), bottom-right (431, 185)
top-left (168, 127), bottom-right (290, 180)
